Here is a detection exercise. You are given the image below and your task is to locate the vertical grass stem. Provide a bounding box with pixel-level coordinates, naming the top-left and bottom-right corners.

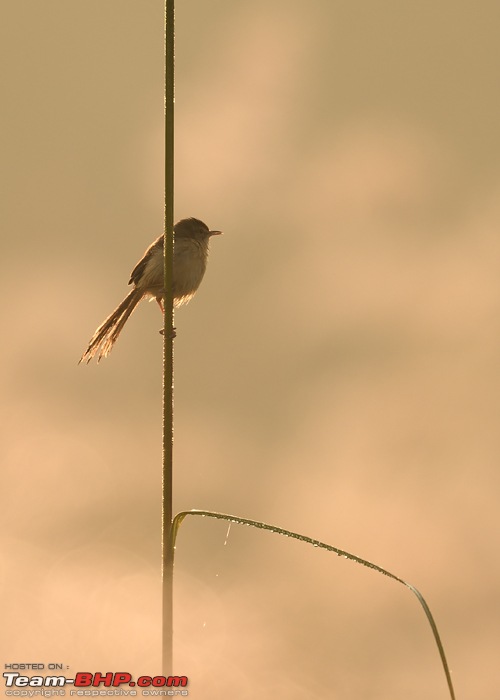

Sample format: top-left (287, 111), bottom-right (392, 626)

top-left (162, 0), bottom-right (175, 677)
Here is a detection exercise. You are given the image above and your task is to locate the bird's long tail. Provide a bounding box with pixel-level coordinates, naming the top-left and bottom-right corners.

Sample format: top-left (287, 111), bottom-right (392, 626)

top-left (79, 289), bottom-right (144, 364)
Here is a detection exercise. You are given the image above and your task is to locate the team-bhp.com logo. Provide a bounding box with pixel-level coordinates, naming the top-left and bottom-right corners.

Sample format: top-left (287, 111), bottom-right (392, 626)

top-left (3, 672), bottom-right (188, 696)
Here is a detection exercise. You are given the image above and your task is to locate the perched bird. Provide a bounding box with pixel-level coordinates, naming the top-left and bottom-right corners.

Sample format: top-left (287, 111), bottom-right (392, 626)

top-left (79, 217), bottom-right (221, 363)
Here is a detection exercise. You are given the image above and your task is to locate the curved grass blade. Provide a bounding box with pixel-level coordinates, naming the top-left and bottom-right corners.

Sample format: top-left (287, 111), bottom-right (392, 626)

top-left (171, 509), bottom-right (456, 700)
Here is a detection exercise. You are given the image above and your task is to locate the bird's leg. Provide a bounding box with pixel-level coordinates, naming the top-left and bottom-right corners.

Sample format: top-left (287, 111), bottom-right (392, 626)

top-left (156, 297), bottom-right (165, 313)
top-left (157, 297), bottom-right (175, 337)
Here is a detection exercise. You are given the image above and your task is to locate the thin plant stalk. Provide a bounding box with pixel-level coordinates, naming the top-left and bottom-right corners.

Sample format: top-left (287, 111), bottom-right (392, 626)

top-left (162, 0), bottom-right (175, 676)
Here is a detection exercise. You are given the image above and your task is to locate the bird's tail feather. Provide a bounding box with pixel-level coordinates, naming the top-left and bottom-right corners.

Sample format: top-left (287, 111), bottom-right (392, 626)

top-left (79, 289), bottom-right (143, 364)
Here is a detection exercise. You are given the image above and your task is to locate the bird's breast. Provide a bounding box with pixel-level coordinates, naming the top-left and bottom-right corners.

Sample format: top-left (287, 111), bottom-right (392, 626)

top-left (173, 237), bottom-right (208, 306)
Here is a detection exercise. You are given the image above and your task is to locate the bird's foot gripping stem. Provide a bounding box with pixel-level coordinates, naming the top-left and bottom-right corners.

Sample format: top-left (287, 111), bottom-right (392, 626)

top-left (159, 326), bottom-right (176, 339)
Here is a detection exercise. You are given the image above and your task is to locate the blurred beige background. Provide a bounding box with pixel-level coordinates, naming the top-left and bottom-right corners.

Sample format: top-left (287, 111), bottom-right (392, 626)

top-left (1, 1), bottom-right (499, 698)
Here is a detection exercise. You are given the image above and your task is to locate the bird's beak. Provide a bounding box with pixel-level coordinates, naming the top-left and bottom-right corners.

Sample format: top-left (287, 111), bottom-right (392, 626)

top-left (209, 230), bottom-right (222, 236)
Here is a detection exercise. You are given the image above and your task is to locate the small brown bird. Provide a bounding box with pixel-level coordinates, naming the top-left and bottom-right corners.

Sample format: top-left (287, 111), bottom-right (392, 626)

top-left (79, 217), bottom-right (221, 363)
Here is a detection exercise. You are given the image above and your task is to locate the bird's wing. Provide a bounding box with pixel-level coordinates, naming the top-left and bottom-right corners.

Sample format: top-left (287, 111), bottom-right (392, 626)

top-left (128, 235), bottom-right (164, 286)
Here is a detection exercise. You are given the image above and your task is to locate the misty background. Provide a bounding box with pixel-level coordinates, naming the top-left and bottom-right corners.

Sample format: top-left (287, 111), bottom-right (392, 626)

top-left (1, 1), bottom-right (500, 698)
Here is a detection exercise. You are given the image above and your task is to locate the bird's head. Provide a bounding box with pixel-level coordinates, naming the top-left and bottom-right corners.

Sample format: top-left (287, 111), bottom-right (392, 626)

top-left (174, 217), bottom-right (222, 240)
